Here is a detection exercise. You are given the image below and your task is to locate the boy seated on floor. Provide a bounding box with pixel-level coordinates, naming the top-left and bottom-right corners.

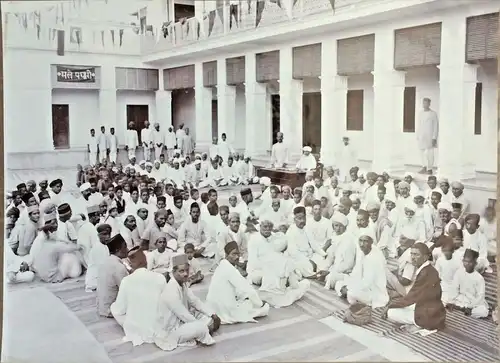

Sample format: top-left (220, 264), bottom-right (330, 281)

top-left (479, 206), bottom-right (496, 262)
top-left (185, 243), bottom-right (204, 287)
top-left (445, 249), bottom-right (489, 319)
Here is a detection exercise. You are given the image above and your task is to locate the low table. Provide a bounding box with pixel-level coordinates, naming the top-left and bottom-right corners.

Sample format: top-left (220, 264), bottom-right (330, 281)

top-left (257, 167), bottom-right (306, 190)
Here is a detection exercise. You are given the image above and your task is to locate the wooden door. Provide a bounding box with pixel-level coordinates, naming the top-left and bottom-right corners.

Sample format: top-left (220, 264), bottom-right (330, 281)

top-left (271, 95), bottom-right (280, 144)
top-left (126, 104), bottom-right (149, 144)
top-left (52, 104), bottom-right (69, 149)
top-left (211, 100), bottom-right (218, 139)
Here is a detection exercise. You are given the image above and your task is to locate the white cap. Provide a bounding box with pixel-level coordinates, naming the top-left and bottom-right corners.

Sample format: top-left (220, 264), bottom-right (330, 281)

top-left (331, 212), bottom-right (348, 226)
top-left (302, 146), bottom-right (312, 152)
top-left (437, 202), bottom-right (453, 212)
top-left (260, 177), bottom-right (271, 186)
top-left (79, 182), bottom-right (92, 192)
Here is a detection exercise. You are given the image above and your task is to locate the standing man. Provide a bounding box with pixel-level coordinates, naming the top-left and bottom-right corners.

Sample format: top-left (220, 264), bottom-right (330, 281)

top-left (183, 127), bottom-right (195, 157)
top-left (209, 137), bottom-right (219, 161)
top-left (108, 127), bottom-right (119, 165)
top-left (165, 126), bottom-right (177, 159)
top-left (338, 136), bottom-right (357, 183)
top-left (218, 133), bottom-right (234, 165)
top-left (176, 124), bottom-right (186, 154)
top-left (125, 122), bottom-right (139, 161)
top-left (152, 123), bottom-right (165, 161)
top-left (97, 126), bottom-right (109, 163)
top-left (416, 98), bottom-right (439, 175)
top-left (141, 121), bottom-right (154, 162)
top-left (270, 132), bottom-right (289, 169)
top-left (88, 128), bottom-right (98, 166)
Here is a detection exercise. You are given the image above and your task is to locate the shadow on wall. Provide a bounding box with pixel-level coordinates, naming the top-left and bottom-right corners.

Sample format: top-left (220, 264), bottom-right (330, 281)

top-left (172, 88), bottom-right (196, 137)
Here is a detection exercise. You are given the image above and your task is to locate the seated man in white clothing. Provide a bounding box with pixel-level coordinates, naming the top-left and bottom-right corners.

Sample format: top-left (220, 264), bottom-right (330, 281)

top-left (336, 230), bottom-right (389, 309)
top-left (156, 254), bottom-right (221, 351)
top-left (5, 241), bottom-right (35, 284)
top-left (296, 146), bottom-right (317, 172)
top-left (206, 241), bottom-right (270, 324)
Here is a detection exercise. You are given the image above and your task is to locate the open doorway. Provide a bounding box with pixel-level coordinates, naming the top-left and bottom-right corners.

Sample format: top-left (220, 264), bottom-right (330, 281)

top-left (271, 94), bottom-right (280, 144)
top-left (126, 104), bottom-right (149, 144)
top-left (211, 100), bottom-right (218, 139)
top-left (303, 92), bottom-right (321, 153)
top-left (52, 104), bottom-right (70, 149)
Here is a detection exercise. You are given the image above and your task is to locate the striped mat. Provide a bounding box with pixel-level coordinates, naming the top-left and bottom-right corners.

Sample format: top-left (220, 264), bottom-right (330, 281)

top-left (39, 277), bottom-right (388, 363)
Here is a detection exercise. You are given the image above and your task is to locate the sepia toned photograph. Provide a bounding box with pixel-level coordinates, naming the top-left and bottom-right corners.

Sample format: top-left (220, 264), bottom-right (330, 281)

top-left (1, 0), bottom-right (498, 362)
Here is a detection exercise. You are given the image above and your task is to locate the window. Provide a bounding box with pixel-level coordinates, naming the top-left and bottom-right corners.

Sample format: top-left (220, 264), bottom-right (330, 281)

top-left (474, 82), bottom-right (482, 135)
top-left (403, 86), bottom-right (416, 132)
top-left (52, 104), bottom-right (69, 149)
top-left (346, 90), bottom-right (364, 131)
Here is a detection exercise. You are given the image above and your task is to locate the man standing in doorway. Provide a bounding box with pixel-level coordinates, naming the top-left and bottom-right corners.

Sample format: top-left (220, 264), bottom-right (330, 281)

top-left (108, 127), bottom-right (119, 165)
top-left (270, 132), bottom-right (289, 169)
top-left (88, 128), bottom-right (98, 166)
top-left (417, 98), bottom-right (439, 175)
top-left (97, 126), bottom-right (109, 163)
top-left (141, 121), bottom-right (154, 162)
top-left (152, 123), bottom-right (165, 161)
top-left (125, 122), bottom-right (139, 160)
top-left (218, 133), bottom-right (234, 165)
top-left (165, 126), bottom-right (177, 159)
top-left (176, 124), bottom-right (186, 154)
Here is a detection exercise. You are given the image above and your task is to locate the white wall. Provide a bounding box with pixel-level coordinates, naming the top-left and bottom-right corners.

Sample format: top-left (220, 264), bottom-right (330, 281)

top-left (116, 91), bottom-right (157, 144)
top-left (52, 89), bottom-right (100, 148)
top-left (474, 63), bottom-right (497, 173)
top-left (4, 47), bottom-right (155, 153)
top-left (172, 88), bottom-right (196, 139)
top-left (234, 85), bottom-right (246, 151)
top-left (347, 74), bottom-right (374, 162)
top-left (403, 66), bottom-right (440, 166)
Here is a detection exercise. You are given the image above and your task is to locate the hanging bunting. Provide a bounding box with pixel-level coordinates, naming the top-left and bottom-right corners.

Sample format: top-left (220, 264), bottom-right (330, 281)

top-left (328, 0), bottom-right (335, 10)
top-left (255, 0), bottom-right (265, 27)
top-left (269, 0), bottom-right (282, 8)
top-left (61, 3), bottom-right (65, 25)
top-left (293, 0), bottom-right (299, 6)
top-left (110, 29), bottom-right (115, 45)
top-left (70, 26), bottom-right (82, 44)
top-left (101, 30), bottom-right (105, 46)
top-left (57, 30), bottom-right (65, 56)
top-left (22, 13), bottom-right (28, 30)
top-left (119, 29), bottom-right (124, 47)
top-left (216, 0), bottom-right (224, 25)
top-left (34, 11), bottom-right (41, 39)
top-left (207, 10), bottom-right (216, 36)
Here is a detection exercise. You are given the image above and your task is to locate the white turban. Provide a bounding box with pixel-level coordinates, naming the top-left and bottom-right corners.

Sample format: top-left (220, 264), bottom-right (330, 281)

top-left (194, 160), bottom-right (202, 165)
top-left (349, 194), bottom-right (360, 202)
top-left (79, 182), bottom-right (92, 192)
top-left (385, 193), bottom-right (397, 203)
top-left (43, 211), bottom-right (57, 224)
top-left (358, 227), bottom-right (376, 242)
top-left (145, 162), bottom-right (153, 167)
top-left (404, 172), bottom-right (414, 178)
top-left (437, 202), bottom-right (453, 212)
top-left (260, 177), bottom-right (271, 186)
top-left (404, 201), bottom-right (417, 212)
top-left (139, 160), bottom-right (146, 165)
top-left (302, 146), bottom-right (312, 152)
top-left (330, 212), bottom-right (348, 226)
top-left (366, 201), bottom-right (381, 211)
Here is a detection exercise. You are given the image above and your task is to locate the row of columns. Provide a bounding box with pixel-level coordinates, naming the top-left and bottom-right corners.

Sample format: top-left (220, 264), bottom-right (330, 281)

top-left (156, 14), bottom-right (479, 181)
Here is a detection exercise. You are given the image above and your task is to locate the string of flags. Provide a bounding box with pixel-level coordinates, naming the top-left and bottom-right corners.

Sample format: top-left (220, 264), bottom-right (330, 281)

top-left (4, 0), bottom-right (136, 55)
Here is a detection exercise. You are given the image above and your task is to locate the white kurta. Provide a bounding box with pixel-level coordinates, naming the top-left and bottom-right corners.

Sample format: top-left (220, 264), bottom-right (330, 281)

top-left (270, 142), bottom-right (289, 167)
top-left (416, 109), bottom-right (439, 150)
top-left (285, 224), bottom-right (327, 277)
top-left (324, 232), bottom-right (357, 289)
top-left (110, 268), bottom-right (167, 346)
top-left (463, 229), bottom-right (489, 271)
top-left (207, 259), bottom-right (269, 324)
top-left (86, 241), bottom-right (110, 290)
top-left (435, 255), bottom-right (461, 304)
top-left (296, 154), bottom-right (317, 171)
top-left (449, 267), bottom-right (489, 318)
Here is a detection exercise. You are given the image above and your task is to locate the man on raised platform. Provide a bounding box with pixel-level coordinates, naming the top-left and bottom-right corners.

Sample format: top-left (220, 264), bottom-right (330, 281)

top-left (271, 132), bottom-right (289, 169)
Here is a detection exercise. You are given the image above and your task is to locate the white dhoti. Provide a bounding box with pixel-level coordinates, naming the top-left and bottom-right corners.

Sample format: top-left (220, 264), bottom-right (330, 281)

top-left (128, 147), bottom-right (136, 160)
top-left (346, 286), bottom-right (374, 306)
top-left (89, 151), bottom-right (97, 166)
top-left (59, 253), bottom-right (82, 279)
top-left (167, 239), bottom-right (178, 252)
top-left (109, 150), bottom-right (117, 164)
top-left (387, 304), bottom-right (417, 325)
top-left (155, 320), bottom-right (215, 351)
top-left (324, 270), bottom-right (349, 290)
top-left (143, 147), bottom-right (153, 161)
top-left (155, 146), bottom-right (164, 160)
top-left (292, 253), bottom-right (325, 278)
top-left (451, 296), bottom-right (489, 318)
top-left (420, 148), bottom-right (435, 169)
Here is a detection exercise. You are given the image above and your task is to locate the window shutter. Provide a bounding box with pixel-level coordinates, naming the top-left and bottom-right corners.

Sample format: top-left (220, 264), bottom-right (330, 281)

top-left (165, 65), bottom-right (195, 90)
top-left (203, 61), bottom-right (217, 87)
top-left (292, 43), bottom-right (321, 79)
top-left (226, 57), bottom-right (246, 85)
top-left (466, 13), bottom-right (499, 62)
top-left (346, 90), bottom-right (364, 131)
top-left (403, 86), bottom-right (416, 132)
top-left (394, 23), bottom-right (442, 69)
top-left (337, 34), bottom-right (375, 76)
top-left (256, 51), bottom-right (280, 82)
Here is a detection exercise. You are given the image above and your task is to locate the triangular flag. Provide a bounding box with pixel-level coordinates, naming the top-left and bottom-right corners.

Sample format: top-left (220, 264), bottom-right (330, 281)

top-left (22, 13), bottom-right (28, 30)
top-left (329, 0), bottom-right (334, 10)
top-left (256, 1), bottom-right (265, 27)
top-left (110, 30), bottom-right (115, 45)
top-left (119, 29), bottom-right (124, 47)
top-left (61, 3), bottom-right (65, 24)
top-left (208, 11), bottom-right (215, 36)
top-left (57, 30), bottom-right (65, 56)
top-left (216, 0), bottom-right (224, 25)
top-left (270, 0), bottom-right (282, 8)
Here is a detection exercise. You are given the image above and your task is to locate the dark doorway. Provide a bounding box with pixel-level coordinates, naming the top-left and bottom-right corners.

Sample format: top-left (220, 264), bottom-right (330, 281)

top-left (126, 104), bottom-right (149, 144)
top-left (52, 104), bottom-right (70, 149)
top-left (212, 100), bottom-right (218, 139)
top-left (302, 92), bottom-right (321, 153)
top-left (271, 95), bottom-right (280, 144)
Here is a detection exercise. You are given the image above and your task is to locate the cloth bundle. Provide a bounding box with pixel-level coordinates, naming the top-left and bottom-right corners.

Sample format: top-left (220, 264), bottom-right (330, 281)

top-left (343, 303), bottom-right (372, 326)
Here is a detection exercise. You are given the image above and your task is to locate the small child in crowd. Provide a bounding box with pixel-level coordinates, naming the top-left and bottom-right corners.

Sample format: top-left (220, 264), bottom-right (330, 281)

top-left (184, 243), bottom-right (204, 286)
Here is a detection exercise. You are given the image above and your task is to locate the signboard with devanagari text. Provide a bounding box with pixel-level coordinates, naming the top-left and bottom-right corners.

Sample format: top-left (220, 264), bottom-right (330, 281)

top-left (56, 66), bottom-right (96, 83)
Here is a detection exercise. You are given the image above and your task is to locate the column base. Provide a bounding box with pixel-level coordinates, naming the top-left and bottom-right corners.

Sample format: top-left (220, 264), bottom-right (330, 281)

top-left (437, 163), bottom-right (476, 182)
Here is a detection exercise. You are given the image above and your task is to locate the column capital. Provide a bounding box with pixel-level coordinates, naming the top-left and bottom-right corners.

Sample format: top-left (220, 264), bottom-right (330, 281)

top-left (321, 75), bottom-right (348, 91)
top-left (372, 70), bottom-right (406, 88)
top-left (437, 63), bottom-right (479, 84)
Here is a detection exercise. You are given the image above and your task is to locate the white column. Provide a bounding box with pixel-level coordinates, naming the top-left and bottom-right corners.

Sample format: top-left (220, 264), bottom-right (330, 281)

top-left (155, 69), bottom-right (172, 129)
top-left (245, 52), bottom-right (268, 157)
top-left (99, 65), bottom-right (117, 131)
top-left (195, 62), bottom-right (213, 152)
top-left (437, 15), bottom-right (476, 181)
top-left (217, 59), bottom-right (237, 142)
top-left (321, 40), bottom-right (347, 167)
top-left (371, 28), bottom-right (406, 174)
top-left (279, 46), bottom-right (303, 156)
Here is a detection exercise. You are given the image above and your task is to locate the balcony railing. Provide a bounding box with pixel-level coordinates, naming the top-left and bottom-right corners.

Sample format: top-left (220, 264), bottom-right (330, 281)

top-left (141, 0), bottom-right (378, 55)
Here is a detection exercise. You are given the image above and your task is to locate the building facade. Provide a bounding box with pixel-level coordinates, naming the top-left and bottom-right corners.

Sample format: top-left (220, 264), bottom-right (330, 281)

top-left (4, 0), bottom-right (499, 182)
